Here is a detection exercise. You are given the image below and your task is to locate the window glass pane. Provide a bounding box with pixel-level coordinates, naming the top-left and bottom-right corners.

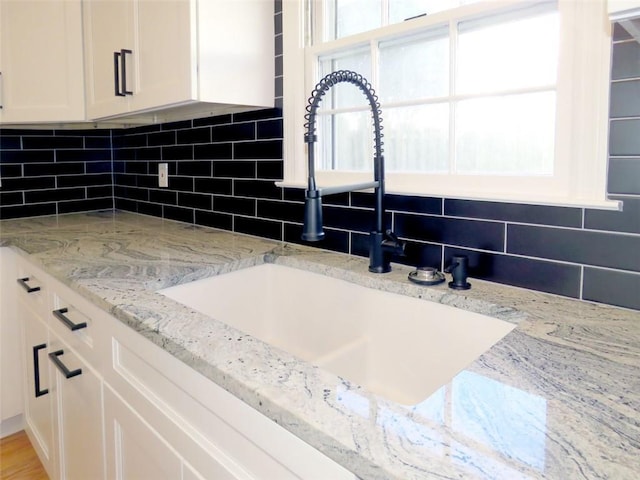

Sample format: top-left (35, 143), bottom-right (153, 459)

top-left (457, 11), bottom-right (559, 94)
top-left (455, 91), bottom-right (556, 175)
top-left (317, 112), bottom-right (372, 171)
top-left (379, 28), bottom-right (449, 102)
top-left (325, 0), bottom-right (381, 40)
top-left (385, 103), bottom-right (449, 173)
top-left (388, 0), bottom-right (480, 23)
top-left (324, 0), bottom-right (484, 40)
top-left (318, 49), bottom-right (372, 110)
top-left (388, 0), bottom-right (430, 23)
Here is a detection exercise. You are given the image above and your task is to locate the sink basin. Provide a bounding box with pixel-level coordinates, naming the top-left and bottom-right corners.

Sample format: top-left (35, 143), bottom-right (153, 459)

top-left (158, 263), bottom-right (514, 405)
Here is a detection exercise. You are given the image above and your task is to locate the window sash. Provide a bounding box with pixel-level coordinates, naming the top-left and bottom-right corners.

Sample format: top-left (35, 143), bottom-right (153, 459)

top-left (314, 3), bottom-right (560, 178)
top-left (281, 0), bottom-right (620, 209)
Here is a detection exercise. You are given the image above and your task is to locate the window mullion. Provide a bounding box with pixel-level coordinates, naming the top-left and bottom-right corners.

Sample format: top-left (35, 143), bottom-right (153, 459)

top-left (381, 0), bottom-right (389, 26)
top-left (449, 19), bottom-right (458, 176)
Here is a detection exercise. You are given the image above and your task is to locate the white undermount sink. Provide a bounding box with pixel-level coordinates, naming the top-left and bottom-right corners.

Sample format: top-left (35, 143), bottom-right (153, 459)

top-left (158, 263), bottom-right (515, 405)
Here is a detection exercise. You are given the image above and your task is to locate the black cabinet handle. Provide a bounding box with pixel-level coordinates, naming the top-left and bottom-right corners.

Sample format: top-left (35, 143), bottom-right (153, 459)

top-left (121, 49), bottom-right (133, 95)
top-left (49, 350), bottom-right (82, 379)
top-left (17, 277), bottom-right (41, 293)
top-left (33, 344), bottom-right (49, 398)
top-left (52, 308), bottom-right (87, 331)
top-left (114, 51), bottom-right (125, 96)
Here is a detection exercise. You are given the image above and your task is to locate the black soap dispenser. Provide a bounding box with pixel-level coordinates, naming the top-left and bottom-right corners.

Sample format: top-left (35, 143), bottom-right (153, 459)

top-left (445, 255), bottom-right (471, 290)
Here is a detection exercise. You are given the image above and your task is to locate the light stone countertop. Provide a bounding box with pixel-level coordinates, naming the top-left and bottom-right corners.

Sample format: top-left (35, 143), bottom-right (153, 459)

top-left (1, 211), bottom-right (638, 479)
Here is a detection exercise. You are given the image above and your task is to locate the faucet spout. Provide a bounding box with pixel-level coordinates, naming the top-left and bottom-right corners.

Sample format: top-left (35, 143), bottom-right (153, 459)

top-left (301, 189), bottom-right (324, 242)
top-left (301, 70), bottom-right (404, 273)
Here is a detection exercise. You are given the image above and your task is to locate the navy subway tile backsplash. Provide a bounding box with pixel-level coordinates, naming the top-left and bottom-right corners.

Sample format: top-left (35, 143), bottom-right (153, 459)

top-left (0, 130), bottom-right (113, 219)
top-left (395, 214), bottom-right (505, 252)
top-left (444, 247), bottom-right (583, 299)
top-left (1, 19), bottom-right (639, 311)
top-left (583, 268), bottom-right (640, 311)
top-left (584, 196), bottom-right (640, 234)
top-left (507, 225), bottom-right (640, 272)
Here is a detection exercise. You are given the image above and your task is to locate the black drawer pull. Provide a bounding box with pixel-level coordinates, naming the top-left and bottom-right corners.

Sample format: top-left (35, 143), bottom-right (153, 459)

top-left (33, 344), bottom-right (49, 398)
top-left (114, 51), bottom-right (124, 96)
top-left (49, 350), bottom-right (82, 379)
top-left (52, 308), bottom-right (87, 331)
top-left (17, 277), bottom-right (41, 293)
top-left (121, 49), bottom-right (133, 95)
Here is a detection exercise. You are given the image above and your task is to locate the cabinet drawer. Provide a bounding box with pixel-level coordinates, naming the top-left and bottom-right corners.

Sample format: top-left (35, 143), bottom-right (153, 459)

top-left (50, 293), bottom-right (96, 365)
top-left (16, 256), bottom-right (108, 368)
top-left (16, 265), bottom-right (49, 319)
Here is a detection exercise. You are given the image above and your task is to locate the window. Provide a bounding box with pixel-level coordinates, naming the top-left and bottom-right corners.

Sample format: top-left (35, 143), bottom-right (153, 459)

top-left (282, 0), bottom-right (618, 208)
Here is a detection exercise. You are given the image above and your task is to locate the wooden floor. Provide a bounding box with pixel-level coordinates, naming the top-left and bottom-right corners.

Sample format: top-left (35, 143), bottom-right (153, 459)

top-left (0, 431), bottom-right (48, 480)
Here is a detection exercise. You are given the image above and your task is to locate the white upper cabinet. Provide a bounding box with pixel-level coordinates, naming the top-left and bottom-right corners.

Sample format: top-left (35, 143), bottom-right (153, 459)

top-left (81, 0), bottom-right (134, 119)
top-left (608, 0), bottom-right (640, 20)
top-left (83, 0), bottom-right (275, 122)
top-left (0, 0), bottom-right (85, 124)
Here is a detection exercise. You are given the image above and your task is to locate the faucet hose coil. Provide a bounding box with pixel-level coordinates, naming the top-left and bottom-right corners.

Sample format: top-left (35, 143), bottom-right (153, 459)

top-left (304, 70), bottom-right (384, 158)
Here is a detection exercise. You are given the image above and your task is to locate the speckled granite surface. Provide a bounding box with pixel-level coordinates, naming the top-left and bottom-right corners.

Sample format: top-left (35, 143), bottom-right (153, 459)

top-left (1, 211), bottom-right (638, 479)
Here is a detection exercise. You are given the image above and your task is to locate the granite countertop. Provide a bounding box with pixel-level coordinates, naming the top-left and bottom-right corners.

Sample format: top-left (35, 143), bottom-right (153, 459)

top-left (1, 211), bottom-right (638, 479)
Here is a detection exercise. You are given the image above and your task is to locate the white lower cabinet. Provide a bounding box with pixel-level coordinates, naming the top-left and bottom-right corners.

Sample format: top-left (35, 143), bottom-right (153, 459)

top-left (1, 248), bottom-right (23, 437)
top-left (104, 386), bottom-right (182, 480)
top-left (18, 271), bottom-right (57, 479)
top-left (16, 252), bottom-right (104, 480)
top-left (104, 315), bottom-right (356, 480)
top-left (6, 248), bottom-right (355, 480)
top-left (49, 339), bottom-right (105, 480)
top-left (182, 463), bottom-right (207, 480)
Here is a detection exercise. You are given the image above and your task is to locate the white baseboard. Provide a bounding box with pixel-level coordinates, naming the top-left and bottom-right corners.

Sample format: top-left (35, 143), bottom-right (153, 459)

top-left (1, 414), bottom-right (24, 438)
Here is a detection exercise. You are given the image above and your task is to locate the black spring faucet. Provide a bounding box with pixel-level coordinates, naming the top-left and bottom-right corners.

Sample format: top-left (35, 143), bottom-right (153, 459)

top-left (301, 70), bottom-right (405, 273)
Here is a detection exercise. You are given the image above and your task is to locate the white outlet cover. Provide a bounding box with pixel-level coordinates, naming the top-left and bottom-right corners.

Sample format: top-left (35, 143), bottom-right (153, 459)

top-left (159, 163), bottom-right (169, 187)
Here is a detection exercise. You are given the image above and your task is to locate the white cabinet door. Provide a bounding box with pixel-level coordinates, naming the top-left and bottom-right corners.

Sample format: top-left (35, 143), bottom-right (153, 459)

top-left (0, 0), bottom-right (85, 123)
top-left (84, 0), bottom-right (193, 119)
top-left (19, 297), bottom-right (57, 479)
top-left (83, 0), bottom-right (273, 122)
top-left (83, 0), bottom-right (135, 119)
top-left (182, 463), bottom-right (207, 480)
top-left (103, 386), bottom-right (182, 480)
top-left (131, 0), bottom-right (194, 112)
top-left (0, 249), bottom-right (23, 437)
top-left (49, 339), bottom-right (105, 480)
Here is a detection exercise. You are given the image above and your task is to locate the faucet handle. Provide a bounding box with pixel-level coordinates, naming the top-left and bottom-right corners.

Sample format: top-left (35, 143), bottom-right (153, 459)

top-left (382, 229), bottom-right (406, 255)
top-left (384, 229), bottom-right (398, 242)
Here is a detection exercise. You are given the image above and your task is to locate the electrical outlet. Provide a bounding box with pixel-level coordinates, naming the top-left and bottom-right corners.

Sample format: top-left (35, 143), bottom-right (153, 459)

top-left (158, 163), bottom-right (169, 188)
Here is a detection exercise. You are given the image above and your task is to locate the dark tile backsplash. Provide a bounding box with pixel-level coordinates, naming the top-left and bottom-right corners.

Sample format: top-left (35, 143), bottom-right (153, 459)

top-left (609, 79), bottom-right (640, 118)
top-left (611, 40), bottom-right (640, 80)
top-left (444, 247), bottom-right (583, 299)
top-left (507, 225), bottom-right (640, 272)
top-left (0, 130), bottom-right (113, 219)
top-left (0, 14), bottom-right (638, 311)
top-left (609, 119), bottom-right (640, 156)
top-left (395, 214), bottom-right (505, 251)
top-left (444, 199), bottom-right (583, 228)
top-left (583, 268), bottom-right (640, 310)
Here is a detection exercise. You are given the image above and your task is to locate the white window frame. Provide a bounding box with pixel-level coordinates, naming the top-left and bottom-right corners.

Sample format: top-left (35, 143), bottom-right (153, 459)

top-left (281, 0), bottom-right (621, 209)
